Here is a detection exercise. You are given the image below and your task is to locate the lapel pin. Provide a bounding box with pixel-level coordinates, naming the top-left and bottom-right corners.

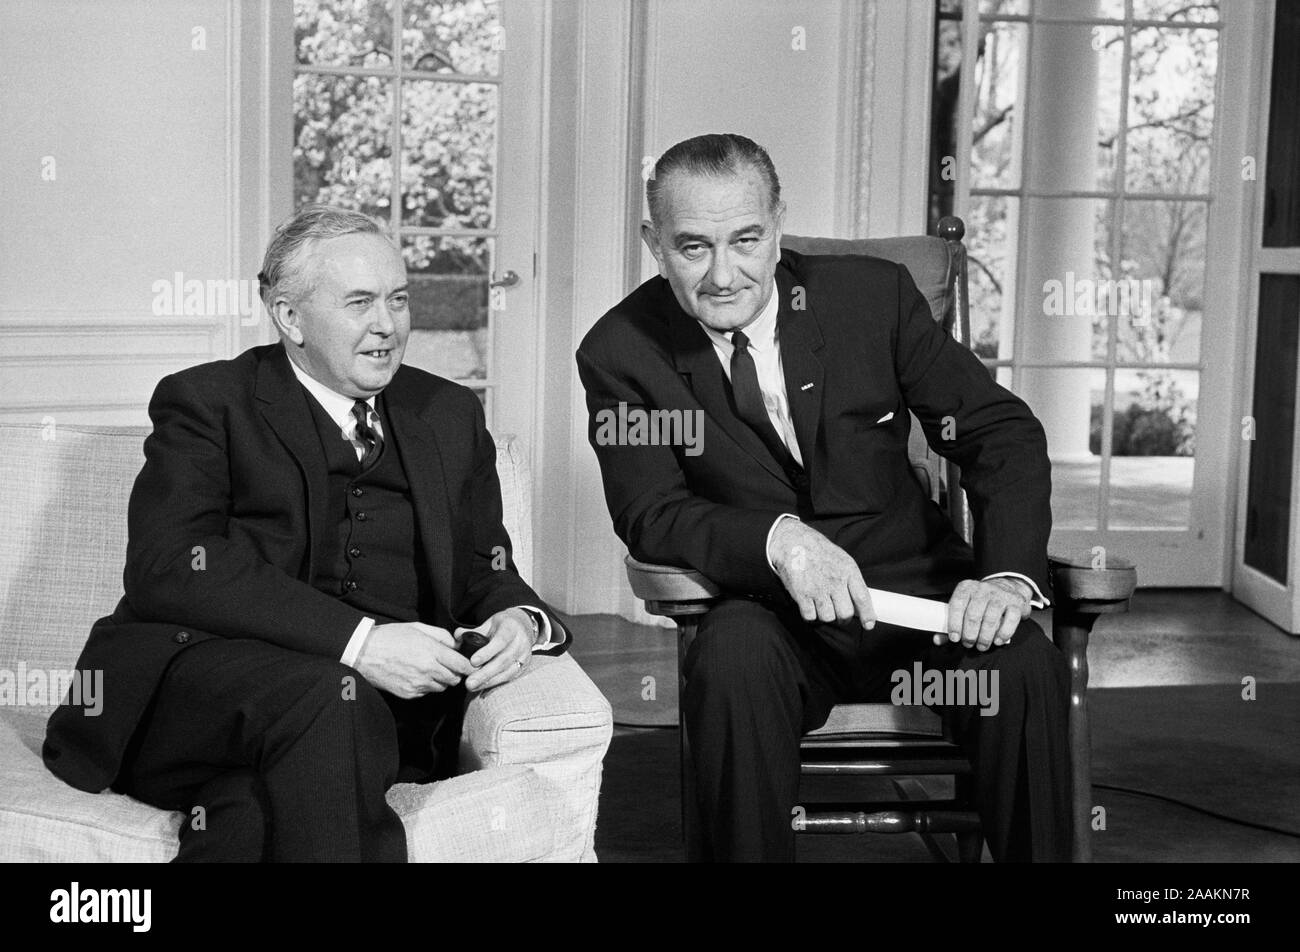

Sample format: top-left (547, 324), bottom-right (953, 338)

top-left (800, 382), bottom-right (815, 391)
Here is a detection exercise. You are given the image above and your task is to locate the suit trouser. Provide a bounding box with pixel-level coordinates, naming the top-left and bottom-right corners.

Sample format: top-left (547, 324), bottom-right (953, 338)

top-left (682, 597), bottom-right (1073, 863)
top-left (113, 637), bottom-right (464, 862)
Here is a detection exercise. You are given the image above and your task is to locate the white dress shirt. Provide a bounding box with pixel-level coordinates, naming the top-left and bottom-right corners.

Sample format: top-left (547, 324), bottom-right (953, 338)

top-left (287, 358), bottom-right (559, 665)
top-left (697, 291), bottom-right (1049, 610)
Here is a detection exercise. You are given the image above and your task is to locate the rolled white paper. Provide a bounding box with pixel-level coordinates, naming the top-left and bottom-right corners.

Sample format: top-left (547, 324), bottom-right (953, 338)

top-left (866, 588), bottom-right (949, 632)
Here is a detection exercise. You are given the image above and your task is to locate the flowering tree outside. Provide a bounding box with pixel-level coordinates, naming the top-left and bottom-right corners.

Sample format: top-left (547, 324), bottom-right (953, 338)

top-left (293, 0), bottom-right (499, 369)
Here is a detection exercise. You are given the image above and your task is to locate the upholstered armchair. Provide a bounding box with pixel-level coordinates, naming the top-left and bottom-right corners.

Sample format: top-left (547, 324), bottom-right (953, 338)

top-left (0, 424), bottom-right (612, 862)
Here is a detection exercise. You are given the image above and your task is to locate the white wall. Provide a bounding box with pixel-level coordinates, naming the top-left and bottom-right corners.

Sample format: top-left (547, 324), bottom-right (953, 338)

top-left (0, 0), bottom-right (287, 426)
top-left (639, 0), bottom-right (849, 241)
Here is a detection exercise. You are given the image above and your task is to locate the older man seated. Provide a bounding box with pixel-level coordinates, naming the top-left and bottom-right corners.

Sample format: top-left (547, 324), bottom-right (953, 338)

top-left (43, 205), bottom-right (572, 862)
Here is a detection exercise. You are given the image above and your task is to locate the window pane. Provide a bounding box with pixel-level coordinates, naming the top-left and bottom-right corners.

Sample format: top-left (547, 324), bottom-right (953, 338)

top-left (1022, 367), bottom-right (1102, 529)
top-left (1125, 27), bottom-right (1217, 194)
top-left (1132, 0), bottom-right (1219, 23)
top-left (295, 0), bottom-right (395, 68)
top-left (1107, 368), bottom-right (1196, 527)
top-left (401, 235), bottom-right (491, 380)
top-left (402, 0), bottom-right (501, 75)
top-left (1019, 197), bottom-right (1112, 364)
top-left (1021, 23), bottom-right (1123, 193)
top-left (1117, 199), bottom-right (1204, 364)
top-left (971, 21), bottom-right (1026, 190)
top-left (967, 195), bottom-right (1019, 360)
top-left (293, 73), bottom-right (393, 219)
top-left (400, 80), bottom-right (497, 228)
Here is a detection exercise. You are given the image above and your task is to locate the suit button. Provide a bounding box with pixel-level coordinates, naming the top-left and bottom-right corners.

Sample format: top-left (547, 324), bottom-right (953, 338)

top-left (345, 580), bottom-right (358, 592)
top-left (351, 487), bottom-right (364, 497)
top-left (355, 511), bottom-right (367, 521)
top-left (349, 546), bottom-right (362, 558)
top-left (174, 631), bottom-right (190, 644)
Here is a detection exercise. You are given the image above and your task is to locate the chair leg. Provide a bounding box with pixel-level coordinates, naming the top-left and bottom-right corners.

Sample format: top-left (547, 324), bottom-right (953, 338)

top-left (953, 773), bottom-right (983, 863)
top-left (676, 619), bottom-right (706, 861)
top-left (1052, 610), bottom-right (1096, 863)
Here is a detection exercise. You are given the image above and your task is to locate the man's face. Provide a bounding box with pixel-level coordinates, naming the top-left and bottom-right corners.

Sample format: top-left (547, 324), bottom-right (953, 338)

top-left (273, 232), bottom-right (410, 398)
top-left (641, 167), bottom-right (784, 333)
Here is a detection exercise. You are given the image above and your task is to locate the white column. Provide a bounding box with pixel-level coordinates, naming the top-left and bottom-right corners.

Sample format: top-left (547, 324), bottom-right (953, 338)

top-left (1018, 0), bottom-right (1101, 462)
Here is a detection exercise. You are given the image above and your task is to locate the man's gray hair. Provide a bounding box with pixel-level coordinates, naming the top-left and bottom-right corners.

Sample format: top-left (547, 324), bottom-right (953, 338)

top-left (258, 204), bottom-right (389, 309)
top-left (646, 133), bottom-right (781, 226)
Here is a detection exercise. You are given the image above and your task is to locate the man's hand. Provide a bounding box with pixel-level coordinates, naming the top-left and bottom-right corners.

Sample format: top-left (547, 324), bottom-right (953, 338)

top-left (463, 607), bottom-right (536, 692)
top-left (354, 622), bottom-right (474, 698)
top-left (937, 578), bottom-right (1032, 652)
top-left (769, 519), bottom-right (876, 629)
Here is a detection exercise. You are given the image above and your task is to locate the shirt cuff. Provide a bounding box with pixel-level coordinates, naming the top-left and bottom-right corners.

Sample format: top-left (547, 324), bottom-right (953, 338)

top-left (982, 572), bottom-right (1050, 609)
top-left (519, 606), bottom-right (559, 652)
top-left (765, 513), bottom-right (802, 572)
top-left (340, 616), bottom-right (376, 668)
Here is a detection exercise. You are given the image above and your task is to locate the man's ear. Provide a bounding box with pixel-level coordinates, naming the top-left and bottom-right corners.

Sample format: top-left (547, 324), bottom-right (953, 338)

top-left (270, 297), bottom-right (304, 346)
top-left (640, 220), bottom-right (666, 273)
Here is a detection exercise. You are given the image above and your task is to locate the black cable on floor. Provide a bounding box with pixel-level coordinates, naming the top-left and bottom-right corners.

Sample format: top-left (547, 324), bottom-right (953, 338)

top-left (1094, 782), bottom-right (1300, 839)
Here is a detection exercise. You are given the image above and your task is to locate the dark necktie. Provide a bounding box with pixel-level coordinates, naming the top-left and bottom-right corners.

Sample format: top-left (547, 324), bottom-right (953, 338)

top-left (351, 400), bottom-right (382, 467)
top-left (730, 330), bottom-right (800, 472)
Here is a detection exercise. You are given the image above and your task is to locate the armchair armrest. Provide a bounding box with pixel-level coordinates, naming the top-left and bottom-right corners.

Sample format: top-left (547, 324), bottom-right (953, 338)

top-left (624, 556), bottom-right (722, 618)
top-left (460, 652), bottom-right (613, 862)
top-left (1047, 551), bottom-right (1138, 610)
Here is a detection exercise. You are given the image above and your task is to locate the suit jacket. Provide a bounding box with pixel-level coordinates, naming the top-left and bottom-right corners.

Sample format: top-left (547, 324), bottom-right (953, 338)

top-left (44, 344), bottom-right (569, 793)
top-left (575, 249), bottom-right (1052, 602)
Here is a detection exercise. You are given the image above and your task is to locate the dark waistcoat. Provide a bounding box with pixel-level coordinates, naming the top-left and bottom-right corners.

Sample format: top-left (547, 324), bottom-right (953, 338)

top-left (304, 392), bottom-right (434, 623)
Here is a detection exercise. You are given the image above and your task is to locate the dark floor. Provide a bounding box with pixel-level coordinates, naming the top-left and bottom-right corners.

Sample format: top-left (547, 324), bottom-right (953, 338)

top-left (567, 589), bottom-right (1300, 863)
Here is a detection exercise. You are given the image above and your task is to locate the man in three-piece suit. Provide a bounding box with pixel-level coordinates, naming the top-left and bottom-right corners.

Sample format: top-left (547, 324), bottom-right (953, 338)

top-left (43, 204), bottom-right (570, 862)
top-left (577, 133), bottom-right (1070, 862)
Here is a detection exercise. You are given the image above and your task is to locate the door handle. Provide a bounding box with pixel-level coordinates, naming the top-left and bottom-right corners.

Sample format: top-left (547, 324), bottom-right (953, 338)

top-left (489, 270), bottom-right (520, 289)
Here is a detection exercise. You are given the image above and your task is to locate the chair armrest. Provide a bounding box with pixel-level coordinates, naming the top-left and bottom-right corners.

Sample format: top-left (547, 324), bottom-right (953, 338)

top-left (624, 556), bottom-right (723, 617)
top-left (460, 652), bottom-right (613, 863)
top-left (1048, 551), bottom-right (1137, 614)
top-left (626, 552), bottom-right (1140, 617)
top-left (461, 652), bottom-right (612, 765)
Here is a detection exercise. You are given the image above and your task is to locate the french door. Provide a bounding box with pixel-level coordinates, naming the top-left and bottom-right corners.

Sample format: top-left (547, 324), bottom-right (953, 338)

top-left (930, 0), bottom-right (1250, 585)
top-left (290, 0), bottom-right (544, 444)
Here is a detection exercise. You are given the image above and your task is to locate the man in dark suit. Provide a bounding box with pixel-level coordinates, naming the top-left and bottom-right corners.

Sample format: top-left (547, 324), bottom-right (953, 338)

top-left (43, 204), bottom-right (570, 862)
top-left (577, 134), bottom-right (1070, 862)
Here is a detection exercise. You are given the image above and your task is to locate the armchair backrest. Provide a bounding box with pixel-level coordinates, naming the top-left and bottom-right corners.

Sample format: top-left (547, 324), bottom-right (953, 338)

top-left (780, 217), bottom-right (973, 542)
top-left (0, 423), bottom-right (533, 698)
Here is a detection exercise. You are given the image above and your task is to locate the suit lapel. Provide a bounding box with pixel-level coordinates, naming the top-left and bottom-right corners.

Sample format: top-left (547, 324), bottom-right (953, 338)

top-left (382, 374), bottom-right (456, 619)
top-left (665, 287), bottom-right (792, 487)
top-left (774, 257), bottom-right (825, 465)
top-left (255, 347), bottom-right (329, 580)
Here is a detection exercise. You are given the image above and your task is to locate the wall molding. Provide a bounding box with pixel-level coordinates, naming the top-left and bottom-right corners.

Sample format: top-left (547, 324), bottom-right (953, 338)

top-left (836, 0), bottom-right (876, 237)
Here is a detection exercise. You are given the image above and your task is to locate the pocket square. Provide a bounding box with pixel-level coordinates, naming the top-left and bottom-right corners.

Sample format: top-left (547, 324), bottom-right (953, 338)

top-left (875, 411), bottom-right (895, 424)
